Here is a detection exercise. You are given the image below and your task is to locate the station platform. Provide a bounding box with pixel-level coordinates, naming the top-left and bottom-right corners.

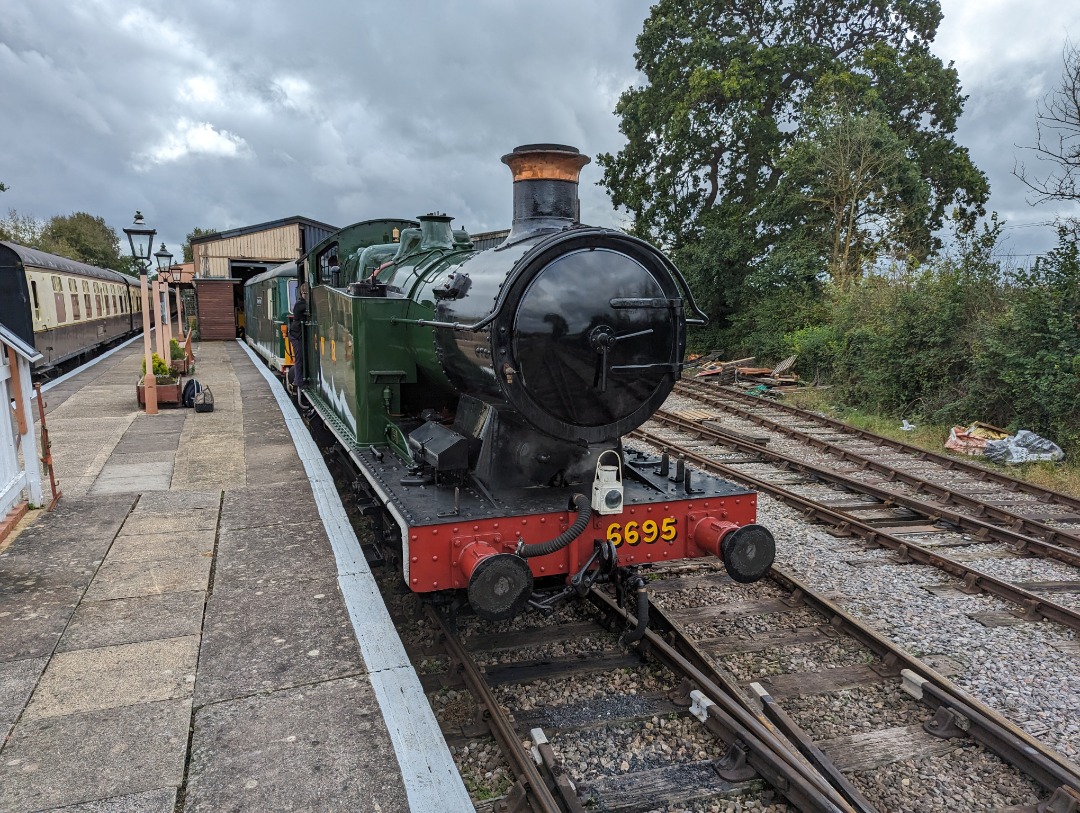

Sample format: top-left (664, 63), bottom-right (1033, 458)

top-left (0, 339), bottom-right (474, 812)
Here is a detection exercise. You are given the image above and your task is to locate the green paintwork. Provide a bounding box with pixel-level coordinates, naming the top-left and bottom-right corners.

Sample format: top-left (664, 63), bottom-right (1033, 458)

top-left (301, 218), bottom-right (476, 456)
top-left (243, 261), bottom-right (297, 372)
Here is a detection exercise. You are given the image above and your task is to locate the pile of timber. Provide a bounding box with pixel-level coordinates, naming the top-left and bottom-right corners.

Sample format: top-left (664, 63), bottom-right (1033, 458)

top-left (693, 354), bottom-right (803, 390)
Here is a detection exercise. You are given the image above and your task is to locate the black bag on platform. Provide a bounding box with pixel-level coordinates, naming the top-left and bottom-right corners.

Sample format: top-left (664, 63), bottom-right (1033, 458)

top-left (194, 386), bottom-right (214, 413)
top-left (182, 378), bottom-right (202, 408)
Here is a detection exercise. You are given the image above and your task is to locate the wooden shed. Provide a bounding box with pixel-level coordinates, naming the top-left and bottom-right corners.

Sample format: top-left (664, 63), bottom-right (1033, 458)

top-left (189, 216), bottom-right (336, 341)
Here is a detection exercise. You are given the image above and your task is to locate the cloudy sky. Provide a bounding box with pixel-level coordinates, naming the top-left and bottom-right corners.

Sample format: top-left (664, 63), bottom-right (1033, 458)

top-left (1, 1), bottom-right (1076, 264)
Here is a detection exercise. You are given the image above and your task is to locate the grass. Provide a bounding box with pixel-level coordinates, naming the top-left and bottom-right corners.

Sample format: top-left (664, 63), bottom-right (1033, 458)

top-left (783, 388), bottom-right (1080, 499)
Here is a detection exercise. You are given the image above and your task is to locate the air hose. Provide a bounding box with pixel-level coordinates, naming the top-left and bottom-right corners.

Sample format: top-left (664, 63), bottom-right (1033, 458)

top-left (517, 493), bottom-right (592, 558)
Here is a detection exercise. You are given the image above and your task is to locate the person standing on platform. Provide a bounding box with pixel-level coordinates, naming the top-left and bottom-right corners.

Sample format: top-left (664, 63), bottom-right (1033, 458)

top-left (288, 283), bottom-right (308, 390)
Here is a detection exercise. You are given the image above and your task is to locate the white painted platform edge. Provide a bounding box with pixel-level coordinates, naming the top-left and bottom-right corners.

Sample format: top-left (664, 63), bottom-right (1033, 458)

top-left (235, 340), bottom-right (474, 812)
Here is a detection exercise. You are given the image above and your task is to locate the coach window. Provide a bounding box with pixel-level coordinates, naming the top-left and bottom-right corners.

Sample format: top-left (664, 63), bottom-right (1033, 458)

top-left (31, 280), bottom-right (41, 320)
top-left (71, 291), bottom-right (81, 320)
top-left (51, 276), bottom-right (67, 323)
top-left (94, 283), bottom-right (102, 316)
top-left (83, 281), bottom-right (92, 316)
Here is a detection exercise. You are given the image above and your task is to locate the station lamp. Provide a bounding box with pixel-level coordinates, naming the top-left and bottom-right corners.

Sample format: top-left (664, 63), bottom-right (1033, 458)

top-left (154, 244), bottom-right (175, 352)
top-left (123, 211), bottom-right (158, 415)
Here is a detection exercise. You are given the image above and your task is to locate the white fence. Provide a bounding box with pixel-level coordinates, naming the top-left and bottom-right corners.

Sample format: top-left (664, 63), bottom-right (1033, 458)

top-left (1, 325), bottom-right (42, 517)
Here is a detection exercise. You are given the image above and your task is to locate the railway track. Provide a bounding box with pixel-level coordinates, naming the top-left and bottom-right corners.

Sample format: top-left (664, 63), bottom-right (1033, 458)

top-left (323, 385), bottom-right (1080, 812)
top-left (641, 398), bottom-right (1080, 635)
top-left (675, 379), bottom-right (1080, 549)
top-left (388, 560), bottom-right (1080, 812)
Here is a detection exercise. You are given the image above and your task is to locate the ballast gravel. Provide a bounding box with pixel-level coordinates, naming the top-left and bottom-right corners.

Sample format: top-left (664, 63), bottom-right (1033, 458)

top-left (757, 496), bottom-right (1080, 762)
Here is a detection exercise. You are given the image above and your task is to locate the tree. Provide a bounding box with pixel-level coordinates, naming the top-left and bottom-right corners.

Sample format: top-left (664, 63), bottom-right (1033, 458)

top-left (183, 226), bottom-right (216, 263)
top-left (0, 209), bottom-right (46, 247)
top-left (1015, 39), bottom-right (1080, 233)
top-left (777, 98), bottom-right (930, 286)
top-left (598, 0), bottom-right (988, 326)
top-left (41, 212), bottom-right (124, 270)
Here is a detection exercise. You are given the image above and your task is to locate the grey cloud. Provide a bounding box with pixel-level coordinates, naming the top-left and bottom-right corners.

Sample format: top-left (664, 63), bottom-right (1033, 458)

top-left (0, 0), bottom-right (1074, 260)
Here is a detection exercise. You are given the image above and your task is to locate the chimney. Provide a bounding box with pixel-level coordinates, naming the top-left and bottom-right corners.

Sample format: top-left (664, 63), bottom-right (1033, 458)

top-left (500, 144), bottom-right (590, 245)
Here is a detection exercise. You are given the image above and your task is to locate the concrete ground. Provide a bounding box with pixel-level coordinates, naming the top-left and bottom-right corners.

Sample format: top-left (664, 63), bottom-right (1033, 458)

top-left (0, 341), bottom-right (419, 812)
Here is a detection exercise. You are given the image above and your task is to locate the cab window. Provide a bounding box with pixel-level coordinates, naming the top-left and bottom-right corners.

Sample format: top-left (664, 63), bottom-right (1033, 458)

top-left (316, 245), bottom-right (340, 286)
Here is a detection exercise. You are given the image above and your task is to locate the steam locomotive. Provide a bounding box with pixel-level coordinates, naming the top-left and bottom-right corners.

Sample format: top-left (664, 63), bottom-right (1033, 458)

top-left (290, 144), bottom-right (775, 624)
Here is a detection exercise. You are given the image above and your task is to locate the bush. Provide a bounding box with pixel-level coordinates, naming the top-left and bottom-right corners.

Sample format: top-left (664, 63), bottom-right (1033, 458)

top-left (141, 352), bottom-right (172, 380)
top-left (169, 338), bottom-right (184, 360)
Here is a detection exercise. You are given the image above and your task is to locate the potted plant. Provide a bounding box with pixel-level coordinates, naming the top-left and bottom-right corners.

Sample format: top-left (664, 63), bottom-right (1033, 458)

top-left (137, 352), bottom-right (183, 407)
top-left (169, 338), bottom-right (189, 374)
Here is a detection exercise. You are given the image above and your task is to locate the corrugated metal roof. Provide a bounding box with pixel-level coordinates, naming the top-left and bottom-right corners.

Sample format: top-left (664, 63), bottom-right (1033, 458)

top-left (190, 215), bottom-right (340, 245)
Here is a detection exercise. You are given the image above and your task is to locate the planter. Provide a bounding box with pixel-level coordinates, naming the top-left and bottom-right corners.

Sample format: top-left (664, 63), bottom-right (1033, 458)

top-left (136, 378), bottom-right (183, 408)
top-left (170, 358), bottom-right (191, 375)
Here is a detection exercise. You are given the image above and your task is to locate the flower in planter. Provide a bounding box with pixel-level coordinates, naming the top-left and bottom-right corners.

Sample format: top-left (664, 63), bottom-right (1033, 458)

top-left (142, 353), bottom-right (177, 384)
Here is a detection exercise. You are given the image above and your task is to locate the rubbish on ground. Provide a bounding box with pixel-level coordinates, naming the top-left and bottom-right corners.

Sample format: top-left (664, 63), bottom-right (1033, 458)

top-left (945, 422), bottom-right (1064, 464)
top-left (900, 419), bottom-right (916, 431)
top-left (984, 430), bottom-right (1065, 465)
top-left (944, 422), bottom-right (1009, 456)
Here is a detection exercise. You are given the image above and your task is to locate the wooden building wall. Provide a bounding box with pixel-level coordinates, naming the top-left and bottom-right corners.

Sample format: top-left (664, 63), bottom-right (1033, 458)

top-left (193, 225), bottom-right (301, 279)
top-left (194, 279), bottom-right (237, 340)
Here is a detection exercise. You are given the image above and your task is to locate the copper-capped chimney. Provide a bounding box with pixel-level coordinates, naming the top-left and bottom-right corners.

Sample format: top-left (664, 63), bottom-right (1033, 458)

top-left (500, 144), bottom-right (591, 245)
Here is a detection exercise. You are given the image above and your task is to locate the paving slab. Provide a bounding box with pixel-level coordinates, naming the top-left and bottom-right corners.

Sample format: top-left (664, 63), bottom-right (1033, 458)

top-left (118, 511), bottom-right (219, 535)
top-left (0, 698), bottom-right (190, 812)
top-left (215, 523), bottom-right (339, 583)
top-left (0, 542), bottom-right (110, 594)
top-left (194, 576), bottom-right (364, 705)
top-left (25, 636), bottom-right (198, 720)
top-left (0, 656), bottom-right (47, 739)
top-left (0, 587), bottom-right (82, 662)
top-left (83, 555), bottom-right (211, 602)
top-left (245, 464), bottom-right (308, 487)
top-left (91, 466), bottom-right (174, 495)
top-left (57, 591), bottom-right (206, 652)
top-left (132, 490), bottom-right (221, 513)
top-left (220, 484), bottom-right (322, 531)
top-left (172, 441), bottom-right (246, 491)
top-left (107, 529), bottom-right (215, 563)
top-left (123, 415), bottom-right (188, 435)
top-left (110, 433), bottom-right (182, 454)
top-left (8, 496), bottom-right (135, 543)
top-left (245, 443), bottom-right (303, 471)
top-left (41, 787), bottom-right (177, 813)
top-left (101, 450), bottom-right (177, 467)
top-left (184, 677), bottom-right (409, 813)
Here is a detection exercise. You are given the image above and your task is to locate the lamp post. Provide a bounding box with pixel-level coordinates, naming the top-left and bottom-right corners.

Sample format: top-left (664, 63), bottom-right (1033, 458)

top-left (169, 263), bottom-right (184, 338)
top-left (154, 244), bottom-right (174, 359)
top-left (123, 211), bottom-right (158, 415)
